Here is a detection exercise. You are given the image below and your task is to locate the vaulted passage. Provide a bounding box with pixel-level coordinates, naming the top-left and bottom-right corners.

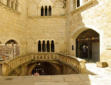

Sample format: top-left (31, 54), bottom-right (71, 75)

top-left (30, 62), bottom-right (61, 75)
top-left (76, 29), bottom-right (100, 62)
top-left (9, 61), bottom-right (78, 76)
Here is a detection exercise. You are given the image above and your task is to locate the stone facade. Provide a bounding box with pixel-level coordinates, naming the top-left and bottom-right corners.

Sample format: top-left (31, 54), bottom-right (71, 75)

top-left (0, 0), bottom-right (111, 67)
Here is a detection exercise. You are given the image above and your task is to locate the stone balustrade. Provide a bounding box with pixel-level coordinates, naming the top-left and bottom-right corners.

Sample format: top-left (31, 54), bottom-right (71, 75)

top-left (2, 53), bottom-right (81, 76)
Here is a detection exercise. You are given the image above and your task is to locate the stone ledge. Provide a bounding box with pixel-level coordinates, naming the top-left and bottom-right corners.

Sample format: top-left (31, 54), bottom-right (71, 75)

top-left (27, 16), bottom-right (66, 19)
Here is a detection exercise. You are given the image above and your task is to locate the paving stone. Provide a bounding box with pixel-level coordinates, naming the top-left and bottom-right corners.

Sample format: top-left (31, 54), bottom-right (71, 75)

top-left (34, 82), bottom-right (68, 85)
top-left (0, 63), bottom-right (111, 85)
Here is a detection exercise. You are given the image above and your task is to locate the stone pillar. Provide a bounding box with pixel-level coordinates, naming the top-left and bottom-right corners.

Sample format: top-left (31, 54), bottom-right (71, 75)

top-left (65, 0), bottom-right (73, 55)
top-left (44, 6), bottom-right (45, 16)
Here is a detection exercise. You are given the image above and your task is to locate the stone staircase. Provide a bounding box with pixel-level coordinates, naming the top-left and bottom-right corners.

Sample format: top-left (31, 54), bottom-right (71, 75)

top-left (2, 53), bottom-right (82, 76)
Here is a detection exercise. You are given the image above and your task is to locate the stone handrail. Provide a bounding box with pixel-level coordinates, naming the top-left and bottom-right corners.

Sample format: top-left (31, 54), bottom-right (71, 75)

top-left (2, 53), bottom-right (81, 76)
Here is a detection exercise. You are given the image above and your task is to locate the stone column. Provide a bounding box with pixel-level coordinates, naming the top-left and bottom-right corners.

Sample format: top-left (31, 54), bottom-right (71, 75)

top-left (65, 0), bottom-right (73, 55)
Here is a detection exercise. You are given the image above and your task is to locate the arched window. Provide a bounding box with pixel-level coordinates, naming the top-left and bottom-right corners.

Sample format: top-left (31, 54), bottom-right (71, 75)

top-left (41, 6), bottom-right (44, 16)
top-left (38, 41), bottom-right (41, 52)
top-left (47, 40), bottom-right (50, 52)
top-left (45, 6), bottom-right (47, 16)
top-left (5, 39), bottom-right (17, 46)
top-left (42, 40), bottom-right (46, 52)
top-left (49, 6), bottom-right (51, 16)
top-left (77, 0), bottom-right (80, 7)
top-left (5, 39), bottom-right (19, 58)
top-left (41, 6), bottom-right (52, 16)
top-left (51, 40), bottom-right (55, 52)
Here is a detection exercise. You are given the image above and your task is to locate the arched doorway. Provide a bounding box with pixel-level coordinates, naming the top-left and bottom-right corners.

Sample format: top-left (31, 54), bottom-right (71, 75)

top-left (76, 29), bottom-right (100, 62)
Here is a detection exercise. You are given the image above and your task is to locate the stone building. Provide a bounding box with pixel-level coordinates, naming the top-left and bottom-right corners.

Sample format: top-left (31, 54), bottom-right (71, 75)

top-left (0, 0), bottom-right (110, 76)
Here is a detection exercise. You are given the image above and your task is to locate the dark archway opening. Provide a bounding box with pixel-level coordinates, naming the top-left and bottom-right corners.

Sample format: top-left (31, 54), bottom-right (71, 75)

top-left (49, 6), bottom-right (51, 16)
top-left (38, 41), bottom-right (41, 52)
top-left (42, 40), bottom-right (46, 52)
top-left (6, 40), bottom-right (17, 45)
top-left (51, 40), bottom-right (55, 52)
top-left (45, 6), bottom-right (47, 16)
top-left (47, 41), bottom-right (50, 52)
top-left (41, 6), bottom-right (44, 16)
top-left (77, 0), bottom-right (80, 7)
top-left (76, 29), bottom-right (100, 62)
top-left (31, 62), bottom-right (59, 75)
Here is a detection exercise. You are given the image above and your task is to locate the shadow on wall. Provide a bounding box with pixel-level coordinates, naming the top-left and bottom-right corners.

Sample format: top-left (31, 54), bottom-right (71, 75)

top-left (68, 0), bottom-right (99, 85)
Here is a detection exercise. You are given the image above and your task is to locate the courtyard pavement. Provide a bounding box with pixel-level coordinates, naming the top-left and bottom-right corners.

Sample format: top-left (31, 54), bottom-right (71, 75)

top-left (0, 63), bottom-right (111, 85)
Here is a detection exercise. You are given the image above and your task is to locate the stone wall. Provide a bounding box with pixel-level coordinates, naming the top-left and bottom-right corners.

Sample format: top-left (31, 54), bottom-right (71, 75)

top-left (1, 0), bottom-right (111, 66)
top-left (69, 0), bottom-right (111, 66)
top-left (0, 0), bottom-right (67, 56)
top-left (26, 17), bottom-right (66, 53)
top-left (0, 0), bottom-right (27, 55)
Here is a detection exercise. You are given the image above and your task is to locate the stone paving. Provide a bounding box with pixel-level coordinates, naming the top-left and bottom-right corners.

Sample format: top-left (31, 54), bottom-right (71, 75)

top-left (0, 63), bottom-right (111, 85)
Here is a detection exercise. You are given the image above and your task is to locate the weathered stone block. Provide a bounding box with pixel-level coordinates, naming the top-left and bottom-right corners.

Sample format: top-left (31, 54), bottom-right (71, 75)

top-left (80, 62), bottom-right (87, 73)
top-left (96, 62), bottom-right (108, 68)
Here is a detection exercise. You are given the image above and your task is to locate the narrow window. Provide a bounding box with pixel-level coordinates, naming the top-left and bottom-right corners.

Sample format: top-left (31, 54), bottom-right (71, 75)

top-left (38, 41), bottom-right (41, 52)
top-left (77, 0), bottom-right (80, 7)
top-left (7, 0), bottom-right (10, 7)
top-left (49, 6), bottom-right (51, 16)
top-left (42, 40), bottom-right (46, 52)
top-left (41, 6), bottom-right (44, 16)
top-left (47, 40), bottom-right (50, 52)
top-left (72, 45), bottom-right (74, 50)
top-left (45, 6), bottom-right (47, 16)
top-left (51, 40), bottom-right (55, 52)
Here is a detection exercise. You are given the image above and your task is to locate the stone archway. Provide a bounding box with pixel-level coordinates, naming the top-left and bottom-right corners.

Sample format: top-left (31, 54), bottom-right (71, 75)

top-left (5, 39), bottom-right (20, 58)
top-left (29, 62), bottom-right (61, 75)
top-left (76, 29), bottom-right (100, 62)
